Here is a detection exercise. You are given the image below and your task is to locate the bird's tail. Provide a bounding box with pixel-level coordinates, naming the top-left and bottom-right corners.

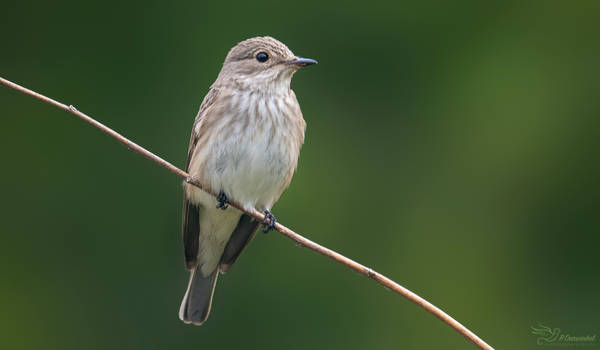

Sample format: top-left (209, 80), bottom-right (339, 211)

top-left (178, 266), bottom-right (218, 325)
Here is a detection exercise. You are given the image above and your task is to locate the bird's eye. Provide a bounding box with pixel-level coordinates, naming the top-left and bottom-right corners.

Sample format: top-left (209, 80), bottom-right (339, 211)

top-left (256, 52), bottom-right (269, 63)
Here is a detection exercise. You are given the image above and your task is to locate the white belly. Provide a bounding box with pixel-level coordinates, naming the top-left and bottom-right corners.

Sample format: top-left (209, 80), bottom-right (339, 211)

top-left (224, 136), bottom-right (291, 209)
top-left (200, 127), bottom-right (292, 211)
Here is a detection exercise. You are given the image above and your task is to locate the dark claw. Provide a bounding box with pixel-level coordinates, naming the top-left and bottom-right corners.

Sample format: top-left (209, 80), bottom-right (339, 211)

top-left (262, 210), bottom-right (276, 233)
top-left (216, 191), bottom-right (229, 210)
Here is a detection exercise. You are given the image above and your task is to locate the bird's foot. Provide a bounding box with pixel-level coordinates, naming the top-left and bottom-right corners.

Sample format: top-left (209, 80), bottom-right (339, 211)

top-left (262, 210), bottom-right (276, 233)
top-left (216, 191), bottom-right (229, 210)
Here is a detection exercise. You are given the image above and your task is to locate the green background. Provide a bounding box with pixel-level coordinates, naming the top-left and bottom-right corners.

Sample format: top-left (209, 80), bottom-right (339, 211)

top-left (1, 1), bottom-right (599, 349)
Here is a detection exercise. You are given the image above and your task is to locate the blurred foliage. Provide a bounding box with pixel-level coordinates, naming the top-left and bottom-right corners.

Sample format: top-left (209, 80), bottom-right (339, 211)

top-left (1, 0), bottom-right (599, 349)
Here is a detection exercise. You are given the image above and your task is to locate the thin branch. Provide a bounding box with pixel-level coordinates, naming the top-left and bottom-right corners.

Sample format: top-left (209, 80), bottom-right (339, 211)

top-left (1, 76), bottom-right (494, 350)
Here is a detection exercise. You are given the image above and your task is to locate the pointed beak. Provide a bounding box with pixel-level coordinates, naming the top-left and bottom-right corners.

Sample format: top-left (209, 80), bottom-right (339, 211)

top-left (290, 57), bottom-right (318, 67)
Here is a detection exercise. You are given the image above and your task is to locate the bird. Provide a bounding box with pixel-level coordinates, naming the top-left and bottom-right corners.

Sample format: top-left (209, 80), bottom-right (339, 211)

top-left (178, 36), bottom-right (316, 325)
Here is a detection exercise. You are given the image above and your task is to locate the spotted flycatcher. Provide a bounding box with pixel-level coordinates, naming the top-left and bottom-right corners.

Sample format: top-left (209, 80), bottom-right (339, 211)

top-left (179, 37), bottom-right (316, 325)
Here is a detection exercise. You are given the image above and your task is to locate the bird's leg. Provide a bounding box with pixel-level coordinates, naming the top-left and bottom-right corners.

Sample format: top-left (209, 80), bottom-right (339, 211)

top-left (216, 191), bottom-right (229, 210)
top-left (262, 210), bottom-right (276, 233)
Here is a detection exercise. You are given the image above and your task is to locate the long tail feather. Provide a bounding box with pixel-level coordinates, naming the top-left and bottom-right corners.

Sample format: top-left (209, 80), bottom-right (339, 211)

top-left (178, 267), bottom-right (218, 325)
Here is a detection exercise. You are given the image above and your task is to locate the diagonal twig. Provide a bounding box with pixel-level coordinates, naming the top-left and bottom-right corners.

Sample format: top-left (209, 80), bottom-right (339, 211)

top-left (0, 76), bottom-right (494, 350)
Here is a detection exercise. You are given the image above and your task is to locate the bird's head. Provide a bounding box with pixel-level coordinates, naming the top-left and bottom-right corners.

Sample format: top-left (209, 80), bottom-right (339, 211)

top-left (216, 36), bottom-right (317, 92)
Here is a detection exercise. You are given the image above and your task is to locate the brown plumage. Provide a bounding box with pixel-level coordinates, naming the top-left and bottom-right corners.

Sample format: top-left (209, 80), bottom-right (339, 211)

top-left (179, 37), bottom-right (316, 325)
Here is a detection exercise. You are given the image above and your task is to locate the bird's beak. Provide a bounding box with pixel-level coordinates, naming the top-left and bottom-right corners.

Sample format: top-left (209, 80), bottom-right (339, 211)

top-left (290, 57), bottom-right (318, 67)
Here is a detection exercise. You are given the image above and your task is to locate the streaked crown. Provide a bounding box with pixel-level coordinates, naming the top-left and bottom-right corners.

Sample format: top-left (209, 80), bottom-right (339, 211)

top-left (225, 37), bottom-right (296, 65)
top-left (214, 37), bottom-right (316, 90)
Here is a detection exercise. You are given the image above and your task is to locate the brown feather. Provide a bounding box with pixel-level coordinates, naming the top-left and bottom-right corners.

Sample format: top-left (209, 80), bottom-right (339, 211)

top-left (182, 201), bottom-right (200, 270)
top-left (182, 87), bottom-right (220, 270)
top-left (219, 214), bottom-right (260, 273)
top-left (185, 87), bottom-right (220, 170)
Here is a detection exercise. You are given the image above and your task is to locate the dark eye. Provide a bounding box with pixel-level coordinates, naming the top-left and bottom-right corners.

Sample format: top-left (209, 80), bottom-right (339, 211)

top-left (256, 52), bottom-right (269, 63)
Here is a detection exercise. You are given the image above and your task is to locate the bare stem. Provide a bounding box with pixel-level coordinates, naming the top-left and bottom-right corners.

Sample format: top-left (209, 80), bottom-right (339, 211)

top-left (1, 76), bottom-right (494, 350)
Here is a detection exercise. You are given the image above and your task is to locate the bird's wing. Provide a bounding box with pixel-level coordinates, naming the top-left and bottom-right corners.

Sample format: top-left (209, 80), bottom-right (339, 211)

top-left (185, 87), bottom-right (220, 170)
top-left (182, 200), bottom-right (201, 270)
top-left (219, 214), bottom-right (261, 273)
top-left (182, 87), bottom-right (219, 270)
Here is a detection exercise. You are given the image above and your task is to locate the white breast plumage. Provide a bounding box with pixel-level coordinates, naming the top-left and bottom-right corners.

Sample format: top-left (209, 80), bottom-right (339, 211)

top-left (189, 89), bottom-right (301, 212)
